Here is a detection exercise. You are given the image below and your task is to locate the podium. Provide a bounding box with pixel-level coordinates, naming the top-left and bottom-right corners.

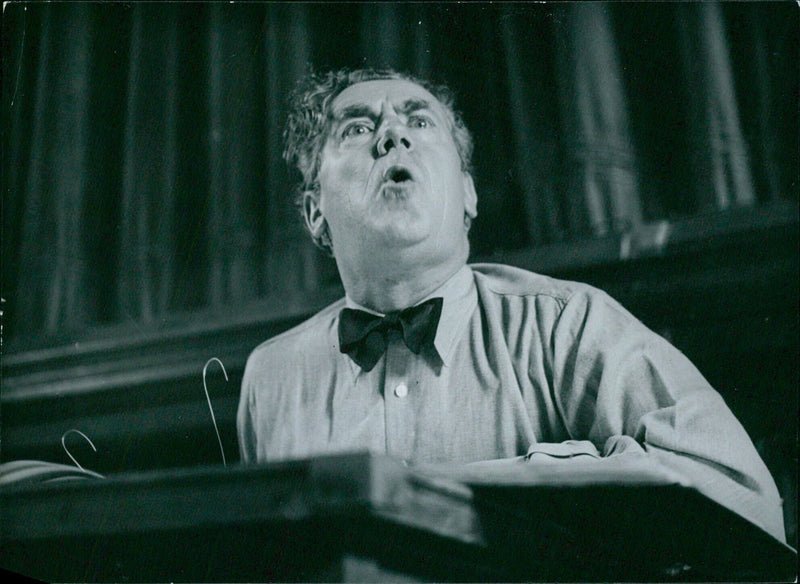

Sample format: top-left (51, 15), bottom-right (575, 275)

top-left (1, 452), bottom-right (796, 582)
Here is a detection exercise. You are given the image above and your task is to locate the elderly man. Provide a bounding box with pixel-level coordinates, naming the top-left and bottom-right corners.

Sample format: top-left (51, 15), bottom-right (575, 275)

top-left (237, 69), bottom-right (785, 543)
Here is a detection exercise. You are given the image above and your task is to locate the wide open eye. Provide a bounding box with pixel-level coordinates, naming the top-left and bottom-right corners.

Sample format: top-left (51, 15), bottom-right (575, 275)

top-left (408, 115), bottom-right (433, 129)
top-left (342, 121), bottom-right (373, 139)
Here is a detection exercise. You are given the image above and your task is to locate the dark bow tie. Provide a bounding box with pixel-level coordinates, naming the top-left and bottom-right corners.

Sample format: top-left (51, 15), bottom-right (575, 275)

top-left (338, 297), bottom-right (443, 372)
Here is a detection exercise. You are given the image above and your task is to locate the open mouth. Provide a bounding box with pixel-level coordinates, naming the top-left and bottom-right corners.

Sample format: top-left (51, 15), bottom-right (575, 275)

top-left (383, 165), bottom-right (413, 184)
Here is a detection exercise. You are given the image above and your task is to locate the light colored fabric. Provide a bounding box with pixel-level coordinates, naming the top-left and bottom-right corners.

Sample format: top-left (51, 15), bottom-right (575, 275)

top-left (237, 263), bottom-right (786, 542)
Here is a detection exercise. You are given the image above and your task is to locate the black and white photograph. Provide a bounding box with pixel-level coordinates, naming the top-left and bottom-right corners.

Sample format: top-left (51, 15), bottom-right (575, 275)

top-left (1, 1), bottom-right (797, 582)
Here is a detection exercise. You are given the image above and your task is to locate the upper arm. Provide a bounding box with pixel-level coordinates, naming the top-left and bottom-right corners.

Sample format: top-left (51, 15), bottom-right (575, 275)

top-left (549, 288), bottom-right (786, 541)
top-left (236, 354), bottom-right (259, 464)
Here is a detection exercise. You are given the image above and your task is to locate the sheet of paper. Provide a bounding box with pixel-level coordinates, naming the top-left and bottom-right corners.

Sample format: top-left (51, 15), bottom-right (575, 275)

top-left (411, 451), bottom-right (691, 488)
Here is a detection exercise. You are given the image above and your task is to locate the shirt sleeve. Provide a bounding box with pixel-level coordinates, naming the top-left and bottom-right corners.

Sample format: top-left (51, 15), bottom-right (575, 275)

top-left (549, 286), bottom-right (787, 543)
top-left (236, 354), bottom-right (259, 465)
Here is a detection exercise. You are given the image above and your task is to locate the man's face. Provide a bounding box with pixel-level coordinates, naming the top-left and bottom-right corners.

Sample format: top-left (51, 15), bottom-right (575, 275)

top-left (306, 79), bottom-right (477, 267)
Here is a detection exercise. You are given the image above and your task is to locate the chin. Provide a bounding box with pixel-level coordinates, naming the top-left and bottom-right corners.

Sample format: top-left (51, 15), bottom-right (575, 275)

top-left (373, 215), bottom-right (428, 242)
top-left (379, 231), bottom-right (428, 249)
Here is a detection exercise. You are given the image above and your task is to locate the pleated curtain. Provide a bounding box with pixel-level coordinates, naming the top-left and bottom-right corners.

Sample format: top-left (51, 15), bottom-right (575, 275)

top-left (3, 2), bottom-right (796, 344)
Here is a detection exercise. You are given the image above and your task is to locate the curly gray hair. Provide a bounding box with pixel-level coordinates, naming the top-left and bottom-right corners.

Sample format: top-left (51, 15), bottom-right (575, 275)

top-left (283, 68), bottom-right (474, 253)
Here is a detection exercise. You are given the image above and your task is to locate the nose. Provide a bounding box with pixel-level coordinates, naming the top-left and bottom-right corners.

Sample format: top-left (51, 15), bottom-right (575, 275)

top-left (375, 123), bottom-right (412, 157)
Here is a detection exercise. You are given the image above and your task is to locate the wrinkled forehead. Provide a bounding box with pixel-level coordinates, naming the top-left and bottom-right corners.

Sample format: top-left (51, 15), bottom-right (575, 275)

top-left (328, 79), bottom-right (450, 124)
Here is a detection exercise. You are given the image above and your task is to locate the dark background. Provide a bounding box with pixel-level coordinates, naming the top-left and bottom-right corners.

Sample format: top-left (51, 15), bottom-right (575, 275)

top-left (1, 1), bottom-right (798, 546)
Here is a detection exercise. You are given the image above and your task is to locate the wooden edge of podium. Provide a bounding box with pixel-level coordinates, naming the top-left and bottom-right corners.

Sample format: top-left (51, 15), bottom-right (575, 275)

top-left (1, 452), bottom-right (492, 583)
top-left (0, 452), bottom-right (481, 544)
top-left (1, 451), bottom-right (796, 582)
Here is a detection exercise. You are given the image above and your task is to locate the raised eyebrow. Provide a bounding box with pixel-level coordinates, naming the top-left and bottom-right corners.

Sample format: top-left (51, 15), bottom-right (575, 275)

top-left (397, 98), bottom-right (433, 117)
top-left (331, 98), bottom-right (435, 123)
top-left (330, 104), bottom-right (377, 124)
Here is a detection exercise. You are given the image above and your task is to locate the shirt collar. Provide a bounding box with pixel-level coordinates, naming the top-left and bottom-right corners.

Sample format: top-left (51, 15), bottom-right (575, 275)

top-left (343, 264), bottom-right (477, 367)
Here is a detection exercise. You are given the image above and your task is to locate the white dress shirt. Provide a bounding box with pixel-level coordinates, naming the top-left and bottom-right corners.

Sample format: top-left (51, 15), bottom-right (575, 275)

top-left (237, 263), bottom-right (786, 542)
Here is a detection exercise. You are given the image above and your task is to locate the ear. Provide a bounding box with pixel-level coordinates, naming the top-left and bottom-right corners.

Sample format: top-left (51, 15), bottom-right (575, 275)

top-left (302, 189), bottom-right (326, 238)
top-left (462, 173), bottom-right (478, 219)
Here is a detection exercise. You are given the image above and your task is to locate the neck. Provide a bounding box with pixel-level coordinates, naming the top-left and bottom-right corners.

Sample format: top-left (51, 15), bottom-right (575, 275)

top-left (338, 247), bottom-right (468, 313)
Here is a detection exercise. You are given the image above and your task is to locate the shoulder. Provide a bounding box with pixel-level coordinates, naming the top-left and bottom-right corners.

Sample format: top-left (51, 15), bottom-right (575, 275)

top-left (469, 262), bottom-right (610, 306)
top-left (244, 298), bottom-right (345, 373)
top-left (468, 262), bottom-right (637, 332)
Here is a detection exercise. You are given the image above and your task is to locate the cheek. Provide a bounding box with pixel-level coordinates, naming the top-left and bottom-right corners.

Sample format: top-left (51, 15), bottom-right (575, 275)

top-left (321, 149), bottom-right (370, 183)
top-left (319, 168), bottom-right (367, 220)
top-left (336, 163), bottom-right (370, 190)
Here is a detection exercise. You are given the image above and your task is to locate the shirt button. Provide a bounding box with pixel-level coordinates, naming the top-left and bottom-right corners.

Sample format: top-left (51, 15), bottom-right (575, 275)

top-left (394, 383), bottom-right (408, 398)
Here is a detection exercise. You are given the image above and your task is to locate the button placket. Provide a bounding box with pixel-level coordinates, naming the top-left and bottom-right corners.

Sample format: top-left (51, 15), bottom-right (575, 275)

top-left (383, 331), bottom-right (414, 458)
